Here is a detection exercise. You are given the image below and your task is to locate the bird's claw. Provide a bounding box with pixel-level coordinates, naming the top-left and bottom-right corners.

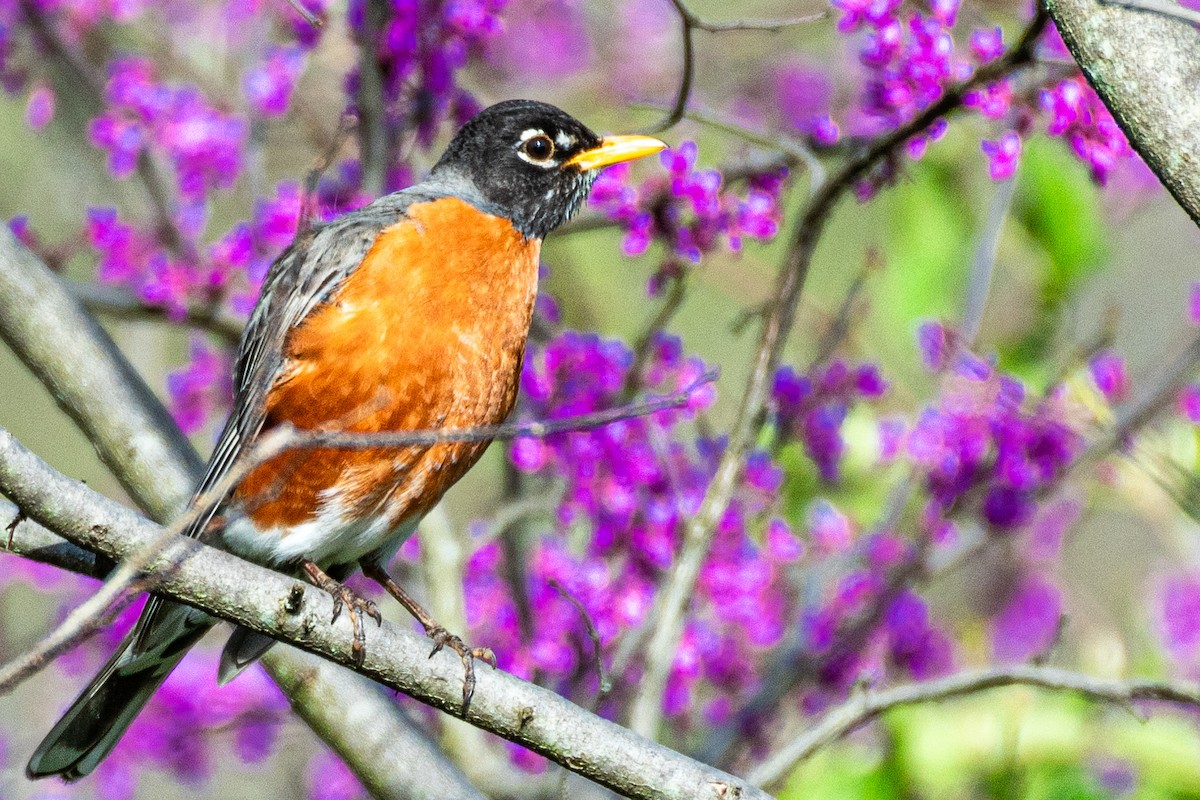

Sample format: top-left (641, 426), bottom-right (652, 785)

top-left (425, 626), bottom-right (495, 711)
top-left (324, 584), bottom-right (380, 668)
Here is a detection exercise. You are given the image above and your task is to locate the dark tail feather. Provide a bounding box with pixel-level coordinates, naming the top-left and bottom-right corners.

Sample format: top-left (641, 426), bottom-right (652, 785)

top-left (217, 626), bottom-right (277, 685)
top-left (26, 602), bottom-right (210, 781)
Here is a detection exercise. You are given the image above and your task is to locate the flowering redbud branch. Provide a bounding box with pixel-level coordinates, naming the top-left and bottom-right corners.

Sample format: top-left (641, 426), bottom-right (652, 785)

top-left (20, 0), bottom-right (187, 255)
top-left (0, 434), bottom-right (772, 800)
top-left (745, 664), bottom-right (1200, 788)
top-left (628, 5), bottom-right (1051, 741)
top-left (70, 279), bottom-right (245, 345)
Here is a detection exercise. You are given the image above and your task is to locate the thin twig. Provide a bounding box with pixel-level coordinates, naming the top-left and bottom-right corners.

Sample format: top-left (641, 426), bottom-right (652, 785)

top-left (645, 0), bottom-right (826, 134)
top-left (0, 571), bottom-right (148, 693)
top-left (627, 6), bottom-right (1051, 739)
top-left (646, 0), bottom-right (696, 135)
top-left (71, 280), bottom-right (244, 344)
top-left (298, 112), bottom-right (359, 242)
top-left (1099, 0), bottom-right (1200, 26)
top-left (548, 579), bottom-right (612, 707)
top-left (280, 368), bottom-right (716, 454)
top-left (960, 175), bottom-right (1016, 346)
top-left (285, 0), bottom-right (324, 27)
top-left (745, 664), bottom-right (1200, 788)
top-left (634, 102), bottom-right (827, 192)
top-left (622, 270), bottom-right (689, 400)
top-left (809, 249), bottom-right (880, 366)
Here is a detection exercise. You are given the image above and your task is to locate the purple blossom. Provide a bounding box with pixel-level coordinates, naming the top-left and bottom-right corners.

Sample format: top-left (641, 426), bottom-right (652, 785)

top-left (90, 58), bottom-right (248, 199)
top-left (767, 517), bottom-right (805, 562)
top-left (980, 130), bottom-right (1021, 180)
top-left (245, 46), bottom-right (306, 117)
top-left (964, 80), bottom-right (1013, 120)
top-left (167, 340), bottom-right (233, 434)
top-left (1089, 350), bottom-right (1130, 402)
top-left (906, 341), bottom-right (1082, 530)
top-left (25, 84), bottom-right (54, 129)
top-left (307, 750), bottom-right (365, 800)
top-left (991, 575), bottom-right (1062, 663)
top-left (772, 60), bottom-right (834, 138)
top-left (588, 141), bottom-right (787, 283)
top-left (1179, 384), bottom-right (1200, 423)
top-left (809, 500), bottom-right (853, 553)
top-left (1040, 75), bottom-right (1133, 185)
top-left (970, 26), bottom-right (1004, 61)
top-left (886, 590), bottom-right (953, 678)
top-left (1156, 572), bottom-right (1200, 664)
top-left (773, 360), bottom-right (888, 482)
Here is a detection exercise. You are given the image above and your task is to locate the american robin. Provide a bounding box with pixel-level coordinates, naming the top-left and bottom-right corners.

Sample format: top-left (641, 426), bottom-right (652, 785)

top-left (27, 99), bottom-right (665, 781)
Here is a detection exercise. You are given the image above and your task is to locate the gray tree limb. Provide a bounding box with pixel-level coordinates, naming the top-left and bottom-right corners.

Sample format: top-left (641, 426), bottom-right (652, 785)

top-left (0, 429), bottom-right (771, 800)
top-left (1046, 0), bottom-right (1200, 224)
top-left (0, 498), bottom-right (486, 800)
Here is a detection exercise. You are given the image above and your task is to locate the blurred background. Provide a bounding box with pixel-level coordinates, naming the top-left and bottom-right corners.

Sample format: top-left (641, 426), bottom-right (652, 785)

top-left (2, 0), bottom-right (1200, 798)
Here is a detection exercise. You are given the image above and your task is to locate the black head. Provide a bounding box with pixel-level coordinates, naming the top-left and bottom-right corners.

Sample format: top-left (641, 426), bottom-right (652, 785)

top-left (431, 99), bottom-right (665, 240)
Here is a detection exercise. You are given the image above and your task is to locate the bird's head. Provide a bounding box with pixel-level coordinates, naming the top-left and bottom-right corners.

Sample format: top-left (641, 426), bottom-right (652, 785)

top-left (431, 99), bottom-right (666, 240)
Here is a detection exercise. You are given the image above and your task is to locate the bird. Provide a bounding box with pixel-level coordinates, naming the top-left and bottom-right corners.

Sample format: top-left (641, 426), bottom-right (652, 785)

top-left (27, 99), bottom-right (666, 782)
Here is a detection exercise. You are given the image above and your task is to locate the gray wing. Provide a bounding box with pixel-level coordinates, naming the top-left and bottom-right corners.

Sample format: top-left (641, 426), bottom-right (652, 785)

top-left (182, 191), bottom-right (432, 541)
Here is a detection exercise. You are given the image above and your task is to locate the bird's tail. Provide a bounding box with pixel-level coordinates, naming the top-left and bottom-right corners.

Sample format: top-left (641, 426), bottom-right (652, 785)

top-left (26, 600), bottom-right (210, 781)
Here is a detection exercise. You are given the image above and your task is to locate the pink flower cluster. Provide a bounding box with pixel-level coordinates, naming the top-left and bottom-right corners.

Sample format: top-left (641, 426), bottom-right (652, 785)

top-left (89, 58), bottom-right (247, 200)
top-left (588, 142), bottom-right (786, 288)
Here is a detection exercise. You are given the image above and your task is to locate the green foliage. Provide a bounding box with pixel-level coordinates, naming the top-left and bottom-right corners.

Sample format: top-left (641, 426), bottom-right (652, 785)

top-left (1003, 138), bottom-right (1110, 379)
top-left (776, 690), bottom-right (1200, 800)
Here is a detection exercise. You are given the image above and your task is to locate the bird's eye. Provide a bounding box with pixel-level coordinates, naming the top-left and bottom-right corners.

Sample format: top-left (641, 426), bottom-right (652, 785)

top-left (520, 134), bottom-right (556, 162)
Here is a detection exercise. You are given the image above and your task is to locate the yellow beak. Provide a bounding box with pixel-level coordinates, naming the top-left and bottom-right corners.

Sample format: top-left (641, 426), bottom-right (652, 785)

top-left (566, 134), bottom-right (667, 171)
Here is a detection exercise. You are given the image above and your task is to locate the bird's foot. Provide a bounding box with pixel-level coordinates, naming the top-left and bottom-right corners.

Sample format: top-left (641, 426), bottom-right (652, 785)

top-left (360, 559), bottom-right (496, 712)
top-left (300, 560), bottom-right (382, 667)
top-left (426, 625), bottom-right (497, 710)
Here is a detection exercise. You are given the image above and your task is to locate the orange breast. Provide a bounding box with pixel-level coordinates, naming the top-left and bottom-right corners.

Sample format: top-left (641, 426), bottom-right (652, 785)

top-left (234, 197), bottom-right (541, 531)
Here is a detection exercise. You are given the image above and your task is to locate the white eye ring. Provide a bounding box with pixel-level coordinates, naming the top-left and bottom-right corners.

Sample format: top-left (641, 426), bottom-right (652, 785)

top-left (518, 129), bottom-right (558, 167)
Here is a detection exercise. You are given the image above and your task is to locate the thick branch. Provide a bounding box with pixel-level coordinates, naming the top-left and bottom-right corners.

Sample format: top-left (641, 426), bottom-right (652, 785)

top-left (746, 664), bottom-right (1200, 788)
top-left (1046, 0), bottom-right (1200, 225)
top-left (0, 226), bottom-right (201, 521)
top-left (0, 498), bottom-right (485, 800)
top-left (0, 432), bottom-right (771, 800)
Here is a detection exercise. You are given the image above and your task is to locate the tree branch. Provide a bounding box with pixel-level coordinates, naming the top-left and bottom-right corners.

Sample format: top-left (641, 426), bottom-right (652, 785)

top-left (1047, 0), bottom-right (1200, 225)
top-left (0, 432), bottom-right (772, 800)
top-left (646, 0), bottom-right (825, 133)
top-left (626, 6), bottom-right (1050, 739)
top-left (745, 664), bottom-right (1200, 788)
top-left (70, 279), bottom-right (245, 345)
